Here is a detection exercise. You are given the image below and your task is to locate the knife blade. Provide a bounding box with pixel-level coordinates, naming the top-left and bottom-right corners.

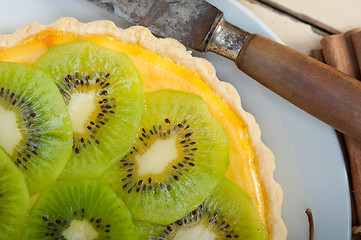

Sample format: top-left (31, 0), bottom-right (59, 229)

top-left (88, 0), bottom-right (361, 141)
top-left (88, 0), bottom-right (223, 51)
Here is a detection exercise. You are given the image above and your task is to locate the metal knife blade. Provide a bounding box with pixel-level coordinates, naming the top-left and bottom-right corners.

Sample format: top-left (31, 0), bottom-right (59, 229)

top-left (88, 0), bottom-right (361, 140)
top-left (88, 0), bottom-right (223, 51)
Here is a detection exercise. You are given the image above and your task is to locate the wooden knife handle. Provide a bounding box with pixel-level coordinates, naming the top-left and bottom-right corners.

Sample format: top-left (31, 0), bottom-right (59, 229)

top-left (236, 34), bottom-right (361, 140)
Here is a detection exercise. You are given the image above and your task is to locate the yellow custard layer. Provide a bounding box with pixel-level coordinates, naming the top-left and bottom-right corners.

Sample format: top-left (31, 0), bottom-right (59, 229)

top-left (0, 31), bottom-right (265, 223)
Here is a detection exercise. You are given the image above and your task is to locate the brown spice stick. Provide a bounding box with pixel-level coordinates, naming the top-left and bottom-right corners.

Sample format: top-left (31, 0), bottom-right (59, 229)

top-left (320, 29), bottom-right (361, 234)
top-left (321, 29), bottom-right (361, 79)
top-left (347, 137), bottom-right (361, 226)
top-left (351, 34), bottom-right (361, 228)
top-left (351, 30), bottom-right (361, 78)
top-left (310, 47), bottom-right (360, 229)
top-left (310, 49), bottom-right (325, 62)
top-left (336, 131), bottom-right (360, 230)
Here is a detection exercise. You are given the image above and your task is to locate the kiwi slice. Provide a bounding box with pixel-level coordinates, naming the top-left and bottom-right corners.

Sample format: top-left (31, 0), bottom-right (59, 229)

top-left (0, 61), bottom-right (72, 194)
top-left (100, 89), bottom-right (229, 225)
top-left (134, 178), bottom-right (267, 240)
top-left (23, 179), bottom-right (137, 239)
top-left (34, 41), bottom-right (144, 179)
top-left (0, 147), bottom-right (29, 239)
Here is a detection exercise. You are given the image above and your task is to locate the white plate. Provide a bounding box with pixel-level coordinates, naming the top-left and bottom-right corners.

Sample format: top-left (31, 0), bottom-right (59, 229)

top-left (0, 0), bottom-right (351, 239)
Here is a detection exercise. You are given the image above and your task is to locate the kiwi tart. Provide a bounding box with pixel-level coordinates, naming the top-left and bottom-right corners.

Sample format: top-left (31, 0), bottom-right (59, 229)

top-left (0, 18), bottom-right (287, 239)
top-left (23, 179), bottom-right (137, 239)
top-left (100, 89), bottom-right (229, 225)
top-left (34, 41), bottom-right (144, 179)
top-left (134, 179), bottom-right (267, 240)
top-left (0, 147), bottom-right (29, 239)
top-left (0, 61), bottom-right (72, 194)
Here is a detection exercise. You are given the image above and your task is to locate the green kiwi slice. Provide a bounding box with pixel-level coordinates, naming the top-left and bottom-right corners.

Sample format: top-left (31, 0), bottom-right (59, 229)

top-left (0, 147), bottom-right (29, 239)
top-left (0, 61), bottom-right (72, 194)
top-left (23, 179), bottom-right (137, 239)
top-left (34, 41), bottom-right (144, 179)
top-left (134, 178), bottom-right (267, 240)
top-left (100, 89), bottom-right (229, 225)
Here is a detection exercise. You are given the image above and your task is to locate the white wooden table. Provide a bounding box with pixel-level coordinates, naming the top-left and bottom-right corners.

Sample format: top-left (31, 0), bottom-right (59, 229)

top-left (238, 0), bottom-right (361, 54)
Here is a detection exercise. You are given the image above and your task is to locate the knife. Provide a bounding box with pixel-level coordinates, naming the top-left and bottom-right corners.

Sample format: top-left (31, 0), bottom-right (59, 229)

top-left (88, 0), bottom-right (361, 140)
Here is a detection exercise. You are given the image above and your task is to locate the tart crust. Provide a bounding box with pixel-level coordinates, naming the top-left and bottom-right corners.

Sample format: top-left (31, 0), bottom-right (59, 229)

top-left (0, 17), bottom-right (287, 239)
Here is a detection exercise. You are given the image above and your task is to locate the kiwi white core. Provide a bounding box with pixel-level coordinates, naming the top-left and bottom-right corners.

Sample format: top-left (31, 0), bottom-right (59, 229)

top-left (173, 225), bottom-right (218, 240)
top-left (0, 104), bottom-right (22, 155)
top-left (62, 220), bottom-right (99, 240)
top-left (67, 92), bottom-right (96, 134)
top-left (136, 137), bottom-right (178, 176)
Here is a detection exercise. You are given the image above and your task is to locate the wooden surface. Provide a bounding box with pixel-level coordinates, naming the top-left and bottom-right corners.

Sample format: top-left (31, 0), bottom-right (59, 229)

top-left (238, 0), bottom-right (361, 54)
top-left (237, 0), bottom-right (361, 239)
